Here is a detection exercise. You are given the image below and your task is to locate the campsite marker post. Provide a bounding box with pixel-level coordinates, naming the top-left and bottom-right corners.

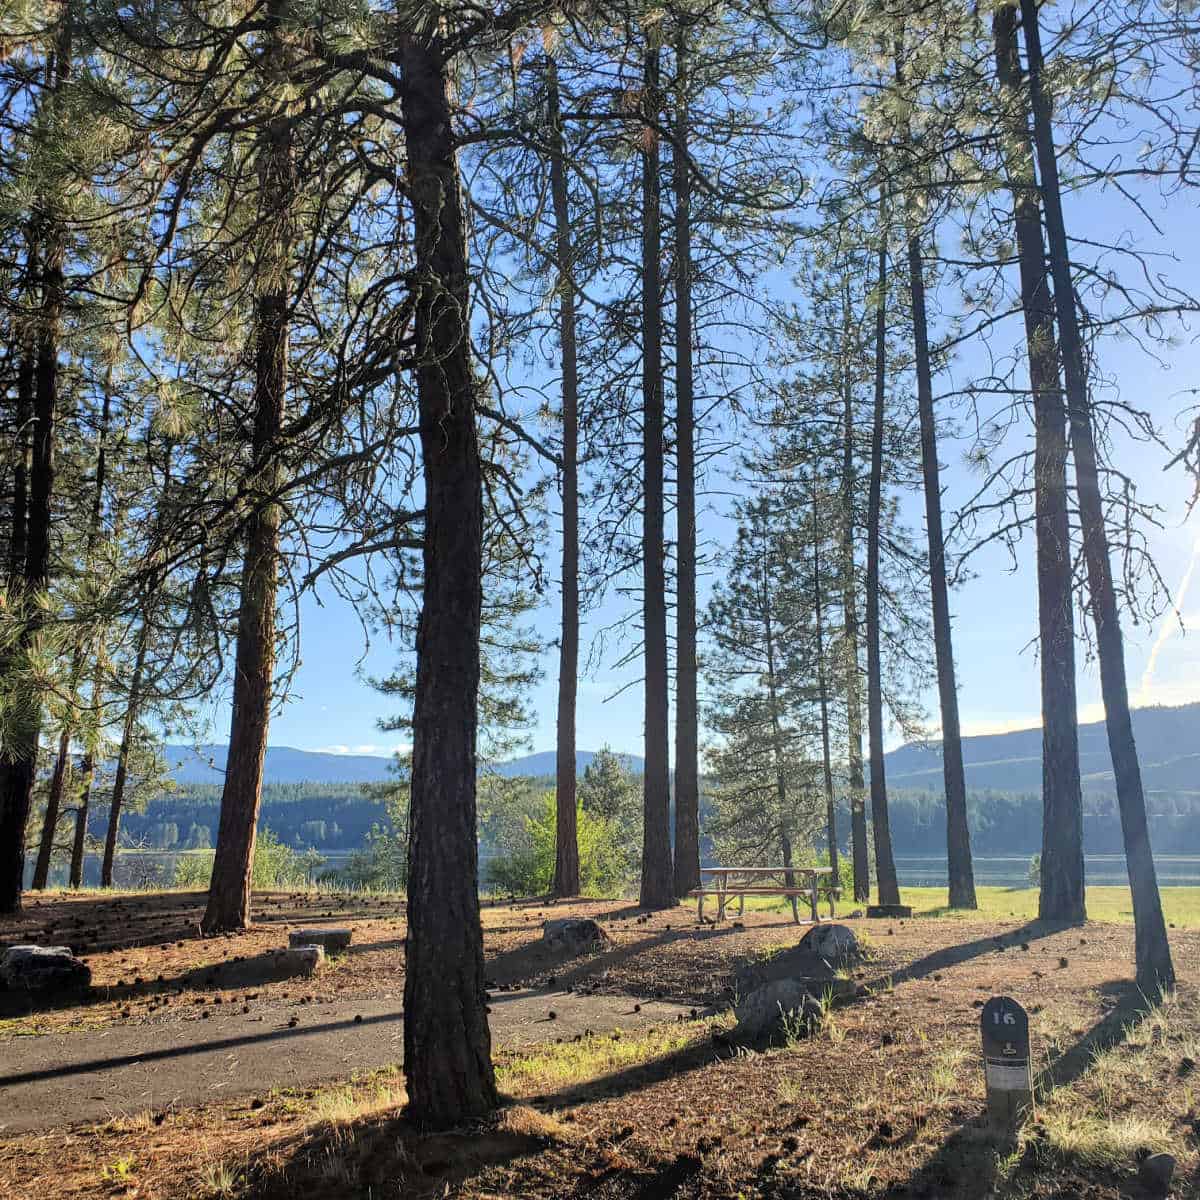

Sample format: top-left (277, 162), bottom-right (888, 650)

top-left (981, 995), bottom-right (1033, 1131)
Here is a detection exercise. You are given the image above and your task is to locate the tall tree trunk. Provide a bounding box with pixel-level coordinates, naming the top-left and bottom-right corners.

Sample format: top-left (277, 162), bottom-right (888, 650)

top-left (202, 2), bottom-right (293, 934)
top-left (672, 31), bottom-right (700, 900)
top-left (764, 558), bottom-right (799, 924)
top-left (32, 364), bottom-right (112, 891)
top-left (903, 223), bottom-right (976, 909)
top-left (31, 728), bottom-right (70, 890)
top-left (399, 29), bottom-right (498, 1127)
top-left (639, 45), bottom-right (673, 911)
top-left (812, 483), bottom-right (839, 894)
top-left (69, 652), bottom-right (105, 889)
top-left (867, 233), bottom-right (900, 907)
top-left (102, 625), bottom-right (148, 887)
top-left (70, 751), bottom-right (93, 888)
top-left (0, 16), bottom-right (70, 912)
top-left (993, 4), bottom-right (1086, 925)
top-left (548, 58), bottom-right (580, 899)
top-left (839, 318), bottom-right (869, 903)
top-left (1021, 0), bottom-right (1173, 991)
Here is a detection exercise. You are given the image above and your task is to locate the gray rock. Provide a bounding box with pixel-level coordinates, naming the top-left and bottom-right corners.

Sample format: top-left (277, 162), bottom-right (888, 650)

top-left (733, 945), bottom-right (838, 1000)
top-left (542, 918), bottom-right (610, 955)
top-left (799, 923), bottom-right (861, 963)
top-left (733, 979), bottom-right (826, 1042)
top-left (0, 944), bottom-right (91, 992)
top-left (1138, 1152), bottom-right (1175, 1195)
top-left (288, 928), bottom-right (352, 953)
top-left (274, 945), bottom-right (325, 976)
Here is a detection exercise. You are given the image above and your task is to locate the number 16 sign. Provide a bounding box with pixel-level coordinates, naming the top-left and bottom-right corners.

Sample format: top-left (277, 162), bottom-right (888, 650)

top-left (981, 995), bottom-right (1034, 1130)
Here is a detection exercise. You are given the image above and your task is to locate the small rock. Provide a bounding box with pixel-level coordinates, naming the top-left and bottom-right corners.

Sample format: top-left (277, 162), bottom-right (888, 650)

top-left (542, 918), bottom-right (610, 955)
top-left (1138, 1152), bottom-right (1175, 1195)
top-left (0, 945), bottom-right (91, 993)
top-left (799, 923), bottom-right (861, 963)
top-left (733, 980), bottom-right (825, 1042)
top-left (1179, 1056), bottom-right (1195, 1077)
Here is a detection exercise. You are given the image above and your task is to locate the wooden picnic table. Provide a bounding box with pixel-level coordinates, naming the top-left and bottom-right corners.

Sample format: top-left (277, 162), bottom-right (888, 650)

top-left (690, 866), bottom-right (835, 925)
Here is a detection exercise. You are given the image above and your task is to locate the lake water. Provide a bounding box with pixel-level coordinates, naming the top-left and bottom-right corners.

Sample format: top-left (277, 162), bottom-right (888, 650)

top-left (25, 851), bottom-right (1200, 892)
top-left (895, 854), bottom-right (1200, 888)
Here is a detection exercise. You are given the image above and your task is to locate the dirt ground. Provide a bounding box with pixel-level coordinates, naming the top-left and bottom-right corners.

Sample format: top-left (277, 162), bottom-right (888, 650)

top-left (2, 890), bottom-right (1198, 1199)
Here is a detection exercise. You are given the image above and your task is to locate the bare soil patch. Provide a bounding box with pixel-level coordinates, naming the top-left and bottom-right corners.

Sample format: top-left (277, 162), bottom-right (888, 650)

top-left (2, 892), bottom-right (1198, 1199)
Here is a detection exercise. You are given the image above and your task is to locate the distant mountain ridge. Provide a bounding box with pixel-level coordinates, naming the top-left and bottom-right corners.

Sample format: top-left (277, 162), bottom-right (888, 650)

top-left (167, 701), bottom-right (1200, 793)
top-left (884, 701), bottom-right (1200, 794)
top-left (164, 745), bottom-right (641, 786)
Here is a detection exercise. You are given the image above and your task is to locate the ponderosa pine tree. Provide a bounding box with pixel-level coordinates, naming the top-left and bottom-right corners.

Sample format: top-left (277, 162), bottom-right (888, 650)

top-left (548, 55), bottom-right (580, 899)
top-left (866, 228), bottom-right (901, 908)
top-left (0, 5), bottom-right (72, 913)
top-left (672, 24), bottom-right (700, 900)
top-left (639, 40), bottom-right (674, 911)
top-left (1020, 0), bottom-right (1173, 991)
top-left (991, 2), bottom-right (1086, 925)
top-left (398, 24), bottom-right (498, 1125)
top-left (203, 0), bottom-right (297, 934)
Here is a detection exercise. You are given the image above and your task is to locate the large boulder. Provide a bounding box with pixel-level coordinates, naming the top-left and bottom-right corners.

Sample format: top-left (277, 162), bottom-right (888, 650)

top-left (798, 923), bottom-right (861, 964)
top-left (733, 979), bottom-right (826, 1042)
top-left (542, 918), bottom-right (610, 955)
top-left (0, 945), bottom-right (91, 993)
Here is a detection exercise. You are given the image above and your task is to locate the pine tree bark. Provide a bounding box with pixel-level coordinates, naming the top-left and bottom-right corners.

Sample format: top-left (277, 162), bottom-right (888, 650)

top-left (70, 750), bottom-right (94, 888)
top-left (993, 3), bottom-right (1086, 925)
top-left (903, 225), bottom-right (976, 909)
top-left (867, 234), bottom-right (900, 907)
top-left (672, 32), bottom-right (700, 900)
top-left (399, 29), bottom-right (498, 1126)
top-left (31, 728), bottom-right (70, 890)
top-left (33, 366), bottom-right (112, 891)
top-left (102, 626), bottom-right (148, 887)
top-left (812, 483), bottom-right (839, 893)
top-left (202, 0), bottom-right (293, 934)
top-left (548, 58), bottom-right (580, 899)
top-left (639, 45), bottom-right (673, 911)
top-left (1021, 0), bottom-right (1173, 991)
top-left (0, 17), bottom-right (70, 911)
top-left (840, 320), bottom-right (870, 903)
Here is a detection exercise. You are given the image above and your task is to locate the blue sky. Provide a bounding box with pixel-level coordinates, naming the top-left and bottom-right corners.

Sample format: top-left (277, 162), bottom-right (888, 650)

top-left (190, 127), bottom-right (1200, 765)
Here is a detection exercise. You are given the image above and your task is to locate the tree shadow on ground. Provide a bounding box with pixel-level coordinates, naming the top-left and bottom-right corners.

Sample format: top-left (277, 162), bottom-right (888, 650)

top-left (483, 924), bottom-right (745, 996)
top-left (0, 1010), bottom-right (401, 1089)
top-left (874, 979), bottom-right (1157, 1199)
top-left (858, 920), bottom-right (1072, 996)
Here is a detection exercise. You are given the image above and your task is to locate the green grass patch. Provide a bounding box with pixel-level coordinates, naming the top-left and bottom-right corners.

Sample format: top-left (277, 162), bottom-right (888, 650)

top-left (724, 886), bottom-right (1200, 926)
top-left (495, 1018), bottom-right (719, 1095)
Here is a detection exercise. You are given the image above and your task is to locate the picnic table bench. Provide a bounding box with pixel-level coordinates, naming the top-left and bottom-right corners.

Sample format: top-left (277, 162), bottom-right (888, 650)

top-left (689, 866), bottom-right (836, 925)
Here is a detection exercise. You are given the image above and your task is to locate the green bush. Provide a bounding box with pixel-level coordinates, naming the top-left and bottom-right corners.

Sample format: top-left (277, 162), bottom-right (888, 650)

top-left (170, 827), bottom-right (319, 890)
top-left (486, 791), bottom-right (628, 897)
top-left (327, 821), bottom-right (408, 892)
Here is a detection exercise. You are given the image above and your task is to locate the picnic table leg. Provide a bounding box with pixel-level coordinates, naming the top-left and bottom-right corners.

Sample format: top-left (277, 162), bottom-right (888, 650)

top-left (789, 892), bottom-right (799, 924)
top-left (738, 892), bottom-right (745, 917)
top-left (698, 891), bottom-right (704, 922)
top-left (809, 878), bottom-right (819, 923)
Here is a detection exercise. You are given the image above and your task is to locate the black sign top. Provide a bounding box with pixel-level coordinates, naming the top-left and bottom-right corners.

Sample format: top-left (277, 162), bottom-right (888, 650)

top-left (981, 995), bottom-right (1030, 1061)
